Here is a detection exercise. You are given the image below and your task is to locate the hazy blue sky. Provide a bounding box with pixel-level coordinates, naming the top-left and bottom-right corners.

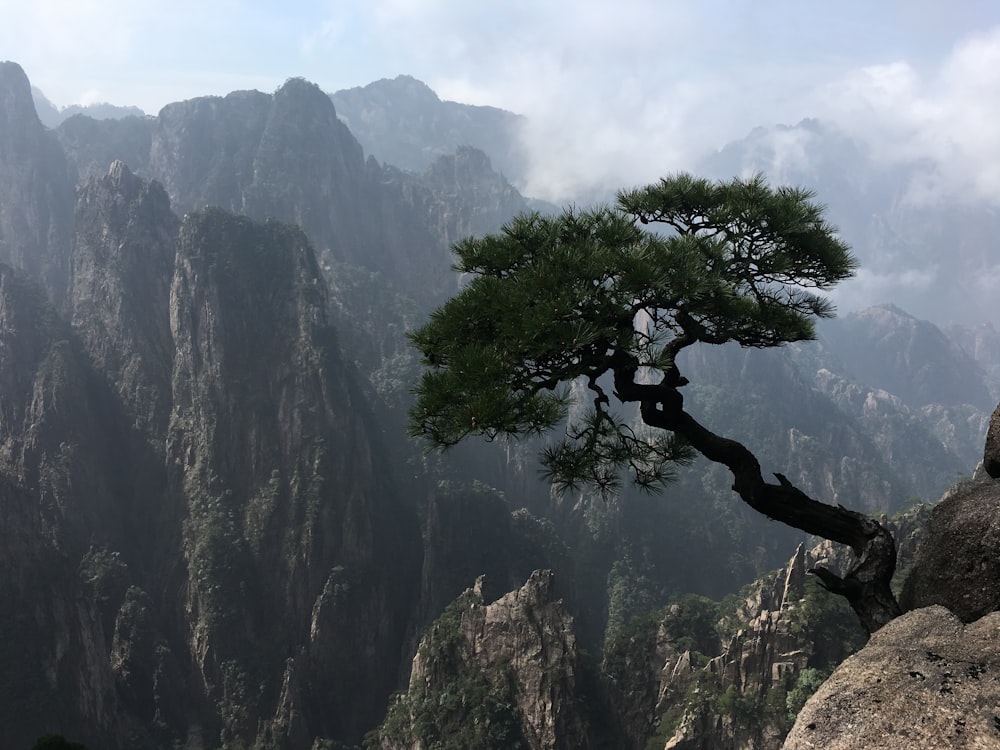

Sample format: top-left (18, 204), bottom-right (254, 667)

top-left (3, 0), bottom-right (1000, 201)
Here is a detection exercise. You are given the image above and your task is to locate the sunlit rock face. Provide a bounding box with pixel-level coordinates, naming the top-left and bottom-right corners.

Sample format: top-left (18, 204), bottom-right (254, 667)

top-left (783, 606), bottom-right (1000, 750)
top-left (373, 570), bottom-right (593, 750)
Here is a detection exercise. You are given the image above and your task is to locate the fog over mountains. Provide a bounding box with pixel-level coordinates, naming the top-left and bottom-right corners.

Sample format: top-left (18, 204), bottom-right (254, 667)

top-left (329, 76), bottom-right (1000, 327)
top-left (2, 58), bottom-right (997, 749)
top-left (29, 66), bottom-right (1000, 326)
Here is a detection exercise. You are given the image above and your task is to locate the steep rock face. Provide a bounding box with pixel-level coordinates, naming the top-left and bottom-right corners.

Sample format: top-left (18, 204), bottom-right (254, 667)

top-left (0, 264), bottom-right (146, 561)
top-left (0, 62), bottom-right (75, 306)
top-left (417, 482), bottom-right (572, 633)
top-left (148, 80), bottom-right (372, 266)
top-left (70, 161), bottom-right (177, 437)
top-left (149, 88), bottom-right (273, 214)
top-left (239, 79), bottom-right (370, 266)
top-left (168, 209), bottom-right (421, 745)
top-left (652, 546), bottom-right (820, 750)
top-left (0, 266), bottom-right (138, 749)
top-left (984, 401), bottom-right (1000, 477)
top-left (0, 477), bottom-right (123, 750)
top-left (0, 160), bottom-right (428, 747)
top-left (901, 476), bottom-right (1000, 621)
top-left (784, 606), bottom-right (1000, 750)
top-left (374, 571), bottom-right (592, 750)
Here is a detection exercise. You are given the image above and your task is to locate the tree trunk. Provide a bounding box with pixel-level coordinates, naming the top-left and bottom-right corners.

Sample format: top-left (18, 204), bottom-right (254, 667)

top-left (615, 370), bottom-right (901, 634)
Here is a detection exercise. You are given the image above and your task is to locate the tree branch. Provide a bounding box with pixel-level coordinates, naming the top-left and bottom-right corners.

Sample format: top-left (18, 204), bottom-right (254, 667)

top-left (614, 366), bottom-right (901, 634)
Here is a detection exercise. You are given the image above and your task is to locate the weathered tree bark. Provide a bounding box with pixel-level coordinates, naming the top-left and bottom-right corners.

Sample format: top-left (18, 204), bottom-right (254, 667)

top-left (614, 365), bottom-right (901, 634)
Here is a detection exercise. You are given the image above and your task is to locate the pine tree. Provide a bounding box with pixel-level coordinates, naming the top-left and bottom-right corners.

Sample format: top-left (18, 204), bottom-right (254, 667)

top-left (409, 173), bottom-right (899, 633)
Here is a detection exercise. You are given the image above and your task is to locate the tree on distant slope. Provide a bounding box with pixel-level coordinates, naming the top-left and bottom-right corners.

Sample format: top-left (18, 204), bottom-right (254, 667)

top-left (408, 172), bottom-right (900, 634)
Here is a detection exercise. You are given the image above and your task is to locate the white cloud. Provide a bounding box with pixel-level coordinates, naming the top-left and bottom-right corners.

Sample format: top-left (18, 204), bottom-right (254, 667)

top-left (815, 26), bottom-right (1000, 206)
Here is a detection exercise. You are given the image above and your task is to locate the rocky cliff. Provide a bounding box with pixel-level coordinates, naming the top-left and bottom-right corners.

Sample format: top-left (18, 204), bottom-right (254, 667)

top-left (599, 505), bottom-right (928, 750)
top-left (785, 459), bottom-right (1000, 749)
top-left (0, 150), bottom-right (423, 747)
top-left (372, 570), bottom-right (593, 750)
top-left (0, 259), bottom-right (144, 749)
top-left (167, 207), bottom-right (422, 745)
top-left (607, 544), bottom-right (844, 750)
top-left (71, 160), bottom-right (177, 437)
top-left (0, 62), bottom-right (75, 306)
top-left (375, 504), bottom-right (930, 750)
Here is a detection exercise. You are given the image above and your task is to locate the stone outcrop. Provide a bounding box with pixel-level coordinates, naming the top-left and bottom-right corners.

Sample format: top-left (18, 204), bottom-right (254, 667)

top-left (373, 570), bottom-right (592, 750)
top-left (654, 545), bottom-right (819, 750)
top-left (713, 545), bottom-right (811, 694)
top-left (901, 477), bottom-right (1000, 622)
top-left (0, 62), bottom-right (75, 307)
top-left (783, 606), bottom-right (1000, 749)
top-left (983, 401), bottom-right (1000, 477)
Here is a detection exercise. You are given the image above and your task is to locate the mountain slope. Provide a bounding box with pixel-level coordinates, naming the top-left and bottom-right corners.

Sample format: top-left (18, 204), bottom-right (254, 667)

top-left (331, 74), bottom-right (527, 182)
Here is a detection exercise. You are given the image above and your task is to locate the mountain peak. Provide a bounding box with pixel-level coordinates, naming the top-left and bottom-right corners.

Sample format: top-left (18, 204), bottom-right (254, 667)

top-left (0, 60), bottom-right (42, 129)
top-left (342, 74), bottom-right (441, 104)
top-left (107, 159), bottom-right (137, 188)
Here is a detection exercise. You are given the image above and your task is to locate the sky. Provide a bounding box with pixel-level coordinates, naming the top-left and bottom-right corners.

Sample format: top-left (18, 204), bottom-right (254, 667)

top-left (3, 0), bottom-right (1000, 203)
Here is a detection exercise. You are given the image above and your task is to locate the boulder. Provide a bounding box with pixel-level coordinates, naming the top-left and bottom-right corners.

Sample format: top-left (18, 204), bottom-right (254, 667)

top-left (900, 478), bottom-right (1000, 621)
top-left (984, 402), bottom-right (1000, 478)
top-left (784, 606), bottom-right (1000, 749)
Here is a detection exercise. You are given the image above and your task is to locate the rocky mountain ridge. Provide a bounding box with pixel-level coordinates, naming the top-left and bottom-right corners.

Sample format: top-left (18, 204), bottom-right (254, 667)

top-left (330, 74), bottom-right (528, 184)
top-left (31, 86), bottom-right (147, 128)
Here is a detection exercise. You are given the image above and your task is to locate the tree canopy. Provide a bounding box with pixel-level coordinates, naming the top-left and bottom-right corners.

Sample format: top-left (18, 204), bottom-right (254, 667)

top-left (409, 173), bottom-right (899, 633)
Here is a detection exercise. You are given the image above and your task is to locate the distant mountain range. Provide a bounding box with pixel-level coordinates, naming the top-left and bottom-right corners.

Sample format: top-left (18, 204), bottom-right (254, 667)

top-left (31, 86), bottom-right (148, 128)
top-left (31, 75), bottom-right (1000, 328)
